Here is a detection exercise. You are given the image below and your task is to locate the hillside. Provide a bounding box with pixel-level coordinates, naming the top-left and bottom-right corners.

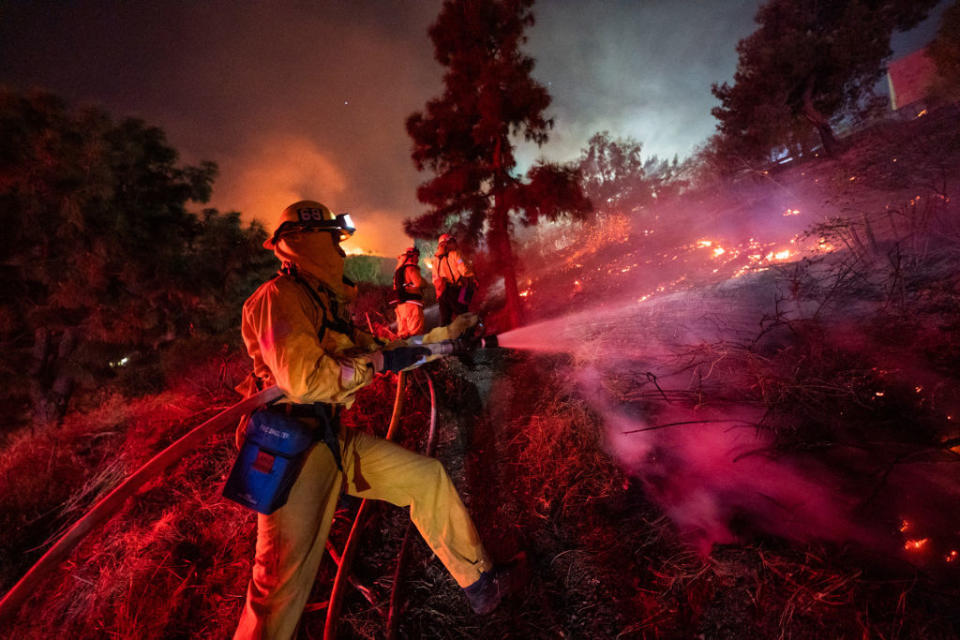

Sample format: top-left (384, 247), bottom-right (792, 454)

top-left (1, 107), bottom-right (959, 639)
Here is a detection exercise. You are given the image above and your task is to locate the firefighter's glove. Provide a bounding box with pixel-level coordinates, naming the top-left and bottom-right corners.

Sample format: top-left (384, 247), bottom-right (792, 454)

top-left (371, 346), bottom-right (432, 373)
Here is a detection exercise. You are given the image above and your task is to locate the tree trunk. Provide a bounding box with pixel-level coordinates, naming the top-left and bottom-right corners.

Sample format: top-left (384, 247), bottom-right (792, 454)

top-left (490, 197), bottom-right (524, 330)
top-left (29, 327), bottom-right (77, 427)
top-left (802, 79), bottom-right (838, 156)
top-left (491, 136), bottom-right (524, 329)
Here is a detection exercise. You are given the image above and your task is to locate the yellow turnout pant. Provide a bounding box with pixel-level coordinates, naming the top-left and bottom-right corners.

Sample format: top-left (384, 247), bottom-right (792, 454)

top-left (395, 302), bottom-right (424, 338)
top-left (233, 426), bottom-right (491, 640)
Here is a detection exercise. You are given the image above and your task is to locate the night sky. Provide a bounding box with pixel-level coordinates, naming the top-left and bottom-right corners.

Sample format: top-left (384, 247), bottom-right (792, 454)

top-left (0, 0), bottom-right (948, 255)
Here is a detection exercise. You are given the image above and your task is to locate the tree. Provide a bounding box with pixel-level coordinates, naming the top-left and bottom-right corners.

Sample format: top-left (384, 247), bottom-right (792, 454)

top-left (577, 132), bottom-right (684, 221)
top-left (711, 0), bottom-right (939, 163)
top-left (406, 0), bottom-right (591, 328)
top-left (0, 89), bottom-right (269, 426)
top-left (927, 1), bottom-right (960, 105)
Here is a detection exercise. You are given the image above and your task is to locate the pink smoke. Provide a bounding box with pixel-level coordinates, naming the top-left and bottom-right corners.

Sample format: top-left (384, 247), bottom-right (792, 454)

top-left (578, 367), bottom-right (878, 555)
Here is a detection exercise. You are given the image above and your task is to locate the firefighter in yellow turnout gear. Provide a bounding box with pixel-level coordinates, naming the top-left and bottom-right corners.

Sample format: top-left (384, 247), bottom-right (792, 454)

top-left (393, 246), bottom-right (426, 338)
top-left (232, 202), bottom-right (498, 640)
top-left (433, 233), bottom-right (476, 326)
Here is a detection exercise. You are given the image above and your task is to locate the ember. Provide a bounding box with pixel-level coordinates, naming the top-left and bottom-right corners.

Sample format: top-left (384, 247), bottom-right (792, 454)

top-left (904, 538), bottom-right (929, 551)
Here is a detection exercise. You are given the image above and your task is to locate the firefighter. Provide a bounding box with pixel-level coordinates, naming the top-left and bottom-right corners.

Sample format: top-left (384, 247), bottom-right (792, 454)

top-left (232, 201), bottom-right (509, 640)
top-left (393, 246), bottom-right (425, 338)
top-left (433, 233), bottom-right (476, 326)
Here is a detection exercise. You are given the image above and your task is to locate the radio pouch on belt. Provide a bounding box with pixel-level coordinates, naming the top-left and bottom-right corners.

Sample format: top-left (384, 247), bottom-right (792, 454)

top-left (222, 410), bottom-right (317, 514)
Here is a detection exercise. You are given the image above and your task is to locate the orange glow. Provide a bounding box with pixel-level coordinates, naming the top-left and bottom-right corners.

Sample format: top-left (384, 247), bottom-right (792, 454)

top-left (712, 247), bottom-right (726, 257)
top-left (916, 109), bottom-right (928, 118)
top-left (899, 519), bottom-right (911, 532)
top-left (947, 550), bottom-right (958, 562)
top-left (696, 240), bottom-right (713, 248)
top-left (904, 538), bottom-right (929, 551)
top-left (519, 289), bottom-right (531, 298)
top-left (343, 245), bottom-right (368, 256)
top-left (782, 208), bottom-right (800, 217)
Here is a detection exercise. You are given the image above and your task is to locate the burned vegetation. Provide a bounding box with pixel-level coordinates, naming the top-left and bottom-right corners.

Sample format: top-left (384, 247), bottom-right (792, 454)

top-left (1, 103), bottom-right (959, 639)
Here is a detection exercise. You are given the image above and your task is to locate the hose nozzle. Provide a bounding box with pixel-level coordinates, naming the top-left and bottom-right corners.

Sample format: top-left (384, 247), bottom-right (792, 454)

top-left (421, 332), bottom-right (500, 357)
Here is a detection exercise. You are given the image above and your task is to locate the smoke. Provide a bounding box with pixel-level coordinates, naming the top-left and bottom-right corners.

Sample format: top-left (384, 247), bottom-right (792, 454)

top-left (500, 245), bottom-right (960, 559)
top-left (211, 134), bottom-right (348, 224)
top-left (579, 365), bottom-right (876, 555)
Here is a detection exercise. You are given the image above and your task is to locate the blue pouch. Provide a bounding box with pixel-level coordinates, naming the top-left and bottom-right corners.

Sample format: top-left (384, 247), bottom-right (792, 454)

top-left (222, 409), bottom-right (316, 514)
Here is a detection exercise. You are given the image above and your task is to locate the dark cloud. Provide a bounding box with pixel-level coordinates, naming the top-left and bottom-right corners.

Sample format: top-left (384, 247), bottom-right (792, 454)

top-left (0, 0), bottom-right (947, 254)
top-left (522, 0), bottom-right (761, 165)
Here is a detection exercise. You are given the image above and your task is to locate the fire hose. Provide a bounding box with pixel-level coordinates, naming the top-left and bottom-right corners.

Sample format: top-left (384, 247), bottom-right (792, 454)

top-left (0, 329), bottom-right (499, 630)
top-left (0, 383), bottom-right (284, 626)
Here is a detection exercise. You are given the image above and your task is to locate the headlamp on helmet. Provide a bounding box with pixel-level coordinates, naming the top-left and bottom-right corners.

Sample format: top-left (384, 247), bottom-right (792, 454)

top-left (265, 200), bottom-right (356, 249)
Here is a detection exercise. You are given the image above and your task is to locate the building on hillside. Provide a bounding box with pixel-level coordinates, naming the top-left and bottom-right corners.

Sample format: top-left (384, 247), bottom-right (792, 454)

top-left (886, 48), bottom-right (937, 118)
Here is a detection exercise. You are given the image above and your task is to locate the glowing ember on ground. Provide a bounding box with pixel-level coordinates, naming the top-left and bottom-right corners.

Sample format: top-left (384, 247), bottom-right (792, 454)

top-left (947, 550), bottom-right (958, 563)
top-left (782, 208), bottom-right (801, 217)
top-left (712, 247), bottom-right (726, 257)
top-left (899, 519), bottom-right (911, 532)
top-left (904, 538), bottom-right (929, 551)
top-left (696, 240), bottom-right (713, 248)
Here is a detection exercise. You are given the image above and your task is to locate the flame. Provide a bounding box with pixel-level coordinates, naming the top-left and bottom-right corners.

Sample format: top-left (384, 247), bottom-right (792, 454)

top-left (519, 289), bottom-right (532, 298)
top-left (782, 208), bottom-right (801, 217)
top-left (947, 550), bottom-right (958, 563)
top-left (713, 247), bottom-right (726, 257)
top-left (696, 240), bottom-right (713, 248)
top-left (916, 109), bottom-right (928, 118)
top-left (899, 519), bottom-right (911, 532)
top-left (904, 538), bottom-right (929, 551)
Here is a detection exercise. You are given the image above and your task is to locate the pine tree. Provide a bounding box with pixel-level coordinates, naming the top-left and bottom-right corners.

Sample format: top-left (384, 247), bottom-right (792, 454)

top-left (406, 0), bottom-right (590, 328)
top-left (711, 0), bottom-right (938, 164)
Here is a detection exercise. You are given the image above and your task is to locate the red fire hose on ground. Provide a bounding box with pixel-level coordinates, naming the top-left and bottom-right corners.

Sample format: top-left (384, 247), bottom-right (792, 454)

top-left (0, 368), bottom-right (443, 636)
top-left (0, 384), bottom-right (284, 627)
